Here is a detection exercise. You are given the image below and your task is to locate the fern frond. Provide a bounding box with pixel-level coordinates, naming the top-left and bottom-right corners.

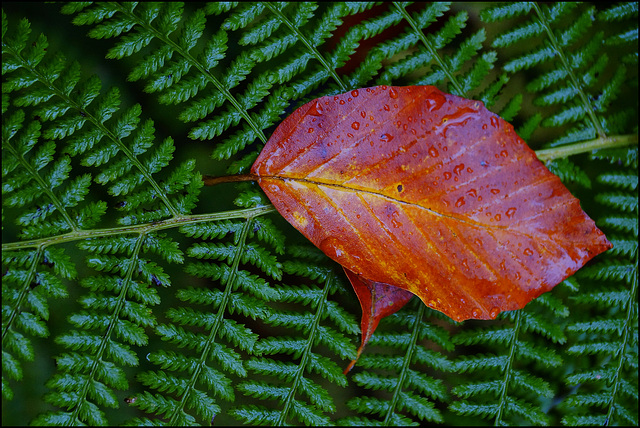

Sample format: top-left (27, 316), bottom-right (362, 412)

top-left (32, 231), bottom-right (166, 425)
top-left (559, 161), bottom-right (638, 425)
top-left (450, 291), bottom-right (574, 425)
top-left (337, 301), bottom-right (451, 425)
top-left (230, 247), bottom-right (357, 425)
top-left (483, 2), bottom-right (637, 147)
top-left (127, 217), bottom-right (281, 424)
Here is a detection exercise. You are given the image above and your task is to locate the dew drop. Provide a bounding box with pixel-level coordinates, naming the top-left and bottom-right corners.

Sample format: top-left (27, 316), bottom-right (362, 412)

top-left (389, 87), bottom-right (398, 99)
top-left (472, 308), bottom-right (481, 318)
top-left (428, 300), bottom-right (437, 308)
top-left (347, 132), bottom-right (353, 138)
top-left (466, 189), bottom-right (477, 198)
top-left (505, 207), bottom-right (516, 218)
top-left (351, 89), bottom-right (359, 97)
top-left (523, 248), bottom-right (533, 256)
top-left (494, 213), bottom-right (501, 221)
top-left (490, 307), bottom-right (500, 318)
top-left (380, 133), bottom-right (394, 142)
top-left (455, 197), bottom-right (465, 207)
top-left (308, 101), bottom-right (324, 116)
top-left (428, 146), bottom-right (439, 157)
top-left (351, 122), bottom-right (360, 130)
top-left (453, 163), bottom-right (465, 175)
top-left (500, 150), bottom-right (508, 157)
top-left (490, 188), bottom-right (500, 195)
top-left (515, 272), bottom-right (521, 280)
top-left (467, 167), bottom-right (473, 173)
top-left (443, 172), bottom-right (452, 180)
top-left (482, 123), bottom-right (488, 130)
top-left (307, 127), bottom-right (314, 133)
top-left (360, 111), bottom-right (366, 118)
top-left (424, 91), bottom-right (446, 111)
top-left (383, 104), bottom-right (390, 111)
top-left (490, 116), bottom-right (499, 128)
top-left (339, 99), bottom-right (345, 105)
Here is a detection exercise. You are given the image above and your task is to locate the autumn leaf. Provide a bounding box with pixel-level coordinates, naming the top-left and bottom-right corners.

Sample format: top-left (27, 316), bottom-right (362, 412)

top-left (251, 85), bottom-right (611, 338)
top-left (342, 268), bottom-right (414, 373)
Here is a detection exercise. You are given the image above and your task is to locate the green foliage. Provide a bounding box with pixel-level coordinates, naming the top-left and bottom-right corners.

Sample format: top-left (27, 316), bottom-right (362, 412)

top-left (2, 2), bottom-right (638, 426)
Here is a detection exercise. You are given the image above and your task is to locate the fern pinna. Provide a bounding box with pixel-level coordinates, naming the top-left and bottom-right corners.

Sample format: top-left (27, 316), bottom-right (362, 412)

top-left (3, 2), bottom-right (638, 426)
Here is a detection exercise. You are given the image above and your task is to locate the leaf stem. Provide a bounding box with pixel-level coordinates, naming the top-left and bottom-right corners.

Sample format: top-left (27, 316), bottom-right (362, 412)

top-left (534, 134), bottom-right (637, 162)
top-left (202, 173), bottom-right (258, 186)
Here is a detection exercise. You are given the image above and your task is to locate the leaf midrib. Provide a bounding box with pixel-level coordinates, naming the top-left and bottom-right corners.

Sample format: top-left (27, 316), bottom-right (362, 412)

top-left (259, 174), bottom-right (511, 231)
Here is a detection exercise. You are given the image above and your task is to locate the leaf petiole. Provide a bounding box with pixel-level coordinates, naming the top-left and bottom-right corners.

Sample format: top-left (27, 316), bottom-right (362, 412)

top-left (203, 173), bottom-right (258, 186)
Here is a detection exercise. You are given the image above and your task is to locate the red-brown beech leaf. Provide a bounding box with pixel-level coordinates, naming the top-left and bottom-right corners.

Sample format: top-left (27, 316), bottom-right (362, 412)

top-left (251, 85), bottom-right (612, 327)
top-left (342, 268), bottom-right (414, 373)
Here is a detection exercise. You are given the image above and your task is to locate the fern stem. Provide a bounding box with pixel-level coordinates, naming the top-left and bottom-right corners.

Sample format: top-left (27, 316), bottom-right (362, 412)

top-left (115, 4), bottom-right (268, 144)
top-left (534, 134), bottom-right (637, 161)
top-left (532, 3), bottom-right (607, 139)
top-left (1, 205), bottom-right (276, 251)
top-left (169, 218), bottom-right (254, 424)
top-left (383, 303), bottom-right (425, 425)
top-left (605, 250), bottom-right (638, 426)
top-left (264, 3), bottom-right (348, 92)
top-left (393, 2), bottom-right (465, 96)
top-left (494, 310), bottom-right (523, 425)
top-left (277, 270), bottom-right (335, 425)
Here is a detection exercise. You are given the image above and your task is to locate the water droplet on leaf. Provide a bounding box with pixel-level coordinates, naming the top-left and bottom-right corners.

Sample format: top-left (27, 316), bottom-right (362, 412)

top-left (308, 101), bottom-right (323, 116)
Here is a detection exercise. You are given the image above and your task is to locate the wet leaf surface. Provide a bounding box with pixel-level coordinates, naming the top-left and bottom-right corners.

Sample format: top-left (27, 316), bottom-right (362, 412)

top-left (252, 85), bottom-right (611, 345)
